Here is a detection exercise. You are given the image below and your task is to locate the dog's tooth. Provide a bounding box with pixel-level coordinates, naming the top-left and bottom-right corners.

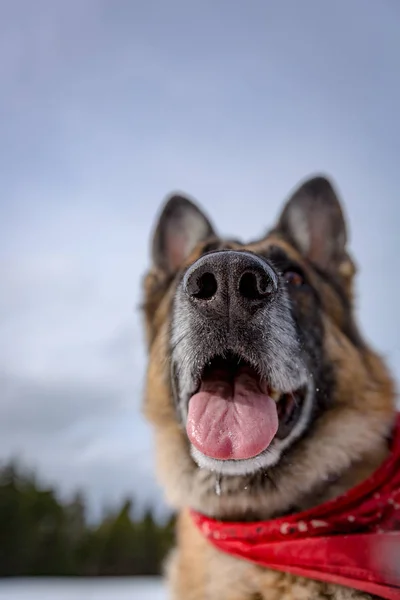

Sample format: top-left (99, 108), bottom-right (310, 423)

top-left (270, 390), bottom-right (281, 402)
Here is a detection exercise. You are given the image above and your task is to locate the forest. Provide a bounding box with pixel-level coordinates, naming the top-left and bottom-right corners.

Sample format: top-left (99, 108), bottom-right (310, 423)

top-left (0, 462), bottom-right (175, 577)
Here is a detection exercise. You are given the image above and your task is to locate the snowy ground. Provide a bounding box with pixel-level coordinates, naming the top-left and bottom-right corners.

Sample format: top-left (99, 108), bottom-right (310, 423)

top-left (0, 578), bottom-right (167, 600)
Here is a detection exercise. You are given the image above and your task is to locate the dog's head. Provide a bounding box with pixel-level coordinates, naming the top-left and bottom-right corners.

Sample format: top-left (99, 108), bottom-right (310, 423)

top-left (142, 176), bottom-right (395, 519)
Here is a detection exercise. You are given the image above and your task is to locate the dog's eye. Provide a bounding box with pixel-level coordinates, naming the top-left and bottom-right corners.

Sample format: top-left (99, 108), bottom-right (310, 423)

top-left (283, 271), bottom-right (304, 288)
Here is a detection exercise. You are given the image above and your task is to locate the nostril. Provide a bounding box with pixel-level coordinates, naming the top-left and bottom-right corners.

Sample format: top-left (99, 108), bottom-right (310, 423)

top-left (190, 272), bottom-right (218, 300)
top-left (239, 271), bottom-right (275, 300)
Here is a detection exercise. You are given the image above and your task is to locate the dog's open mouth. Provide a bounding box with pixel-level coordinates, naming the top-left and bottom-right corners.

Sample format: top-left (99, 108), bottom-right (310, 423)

top-left (186, 352), bottom-right (306, 461)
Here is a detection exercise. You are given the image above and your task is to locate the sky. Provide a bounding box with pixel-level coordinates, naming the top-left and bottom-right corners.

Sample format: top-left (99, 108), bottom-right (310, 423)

top-left (0, 0), bottom-right (399, 519)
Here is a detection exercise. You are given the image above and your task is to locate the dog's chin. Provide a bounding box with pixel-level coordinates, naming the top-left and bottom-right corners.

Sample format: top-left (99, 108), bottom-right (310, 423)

top-left (182, 352), bottom-right (314, 477)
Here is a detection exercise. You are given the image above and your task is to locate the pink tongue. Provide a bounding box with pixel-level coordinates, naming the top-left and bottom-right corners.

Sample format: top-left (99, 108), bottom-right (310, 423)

top-left (187, 367), bottom-right (278, 460)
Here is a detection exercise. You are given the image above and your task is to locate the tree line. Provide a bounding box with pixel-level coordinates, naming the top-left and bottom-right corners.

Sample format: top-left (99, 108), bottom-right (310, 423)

top-left (0, 461), bottom-right (175, 577)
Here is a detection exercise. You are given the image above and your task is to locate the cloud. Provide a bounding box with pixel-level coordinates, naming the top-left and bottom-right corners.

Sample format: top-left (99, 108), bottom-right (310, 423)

top-left (0, 372), bottom-right (126, 435)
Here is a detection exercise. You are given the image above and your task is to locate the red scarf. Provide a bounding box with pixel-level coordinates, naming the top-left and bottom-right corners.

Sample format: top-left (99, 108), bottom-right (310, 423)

top-left (191, 413), bottom-right (400, 599)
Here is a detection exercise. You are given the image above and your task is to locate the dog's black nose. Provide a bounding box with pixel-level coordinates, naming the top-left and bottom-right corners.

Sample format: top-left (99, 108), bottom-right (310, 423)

top-left (183, 250), bottom-right (278, 316)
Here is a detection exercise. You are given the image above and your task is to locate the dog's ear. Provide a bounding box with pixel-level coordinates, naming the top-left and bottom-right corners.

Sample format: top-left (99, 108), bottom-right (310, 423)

top-left (277, 176), bottom-right (348, 271)
top-left (152, 193), bottom-right (216, 274)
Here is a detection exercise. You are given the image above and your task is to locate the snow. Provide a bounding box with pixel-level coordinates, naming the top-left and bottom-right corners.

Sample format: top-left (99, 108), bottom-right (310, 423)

top-left (0, 578), bottom-right (167, 600)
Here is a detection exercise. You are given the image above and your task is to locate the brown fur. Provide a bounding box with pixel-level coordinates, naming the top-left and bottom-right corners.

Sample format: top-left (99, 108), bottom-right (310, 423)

top-left (142, 177), bottom-right (396, 599)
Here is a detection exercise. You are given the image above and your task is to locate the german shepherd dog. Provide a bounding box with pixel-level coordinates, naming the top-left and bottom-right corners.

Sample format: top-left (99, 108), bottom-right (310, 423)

top-left (142, 176), bottom-right (396, 599)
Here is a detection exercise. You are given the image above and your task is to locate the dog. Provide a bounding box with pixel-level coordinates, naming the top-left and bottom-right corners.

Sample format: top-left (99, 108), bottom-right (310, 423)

top-left (141, 176), bottom-right (397, 599)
